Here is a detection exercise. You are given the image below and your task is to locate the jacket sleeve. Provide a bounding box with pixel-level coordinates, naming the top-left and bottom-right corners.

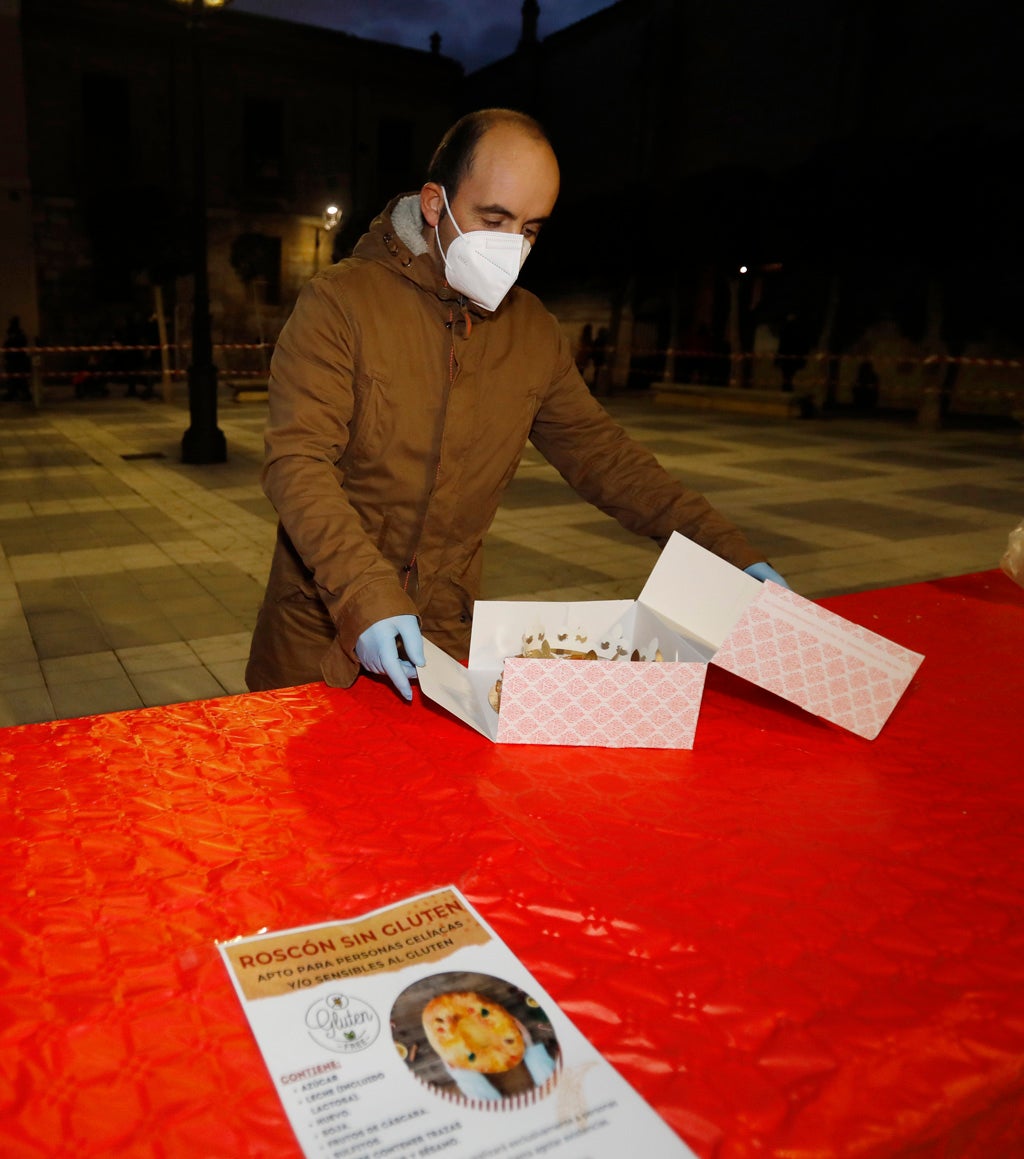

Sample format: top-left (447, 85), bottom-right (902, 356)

top-left (528, 323), bottom-right (766, 570)
top-left (261, 276), bottom-right (418, 660)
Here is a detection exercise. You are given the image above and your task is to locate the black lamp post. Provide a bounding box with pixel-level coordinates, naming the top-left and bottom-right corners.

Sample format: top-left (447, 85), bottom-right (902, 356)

top-left (177, 0), bottom-right (227, 463)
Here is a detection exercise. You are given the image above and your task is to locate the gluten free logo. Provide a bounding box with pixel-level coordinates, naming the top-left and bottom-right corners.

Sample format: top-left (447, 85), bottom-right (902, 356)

top-left (306, 993), bottom-right (381, 1054)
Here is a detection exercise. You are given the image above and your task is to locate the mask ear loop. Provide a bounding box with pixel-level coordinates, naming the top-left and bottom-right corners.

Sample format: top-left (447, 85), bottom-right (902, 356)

top-left (435, 186), bottom-right (464, 264)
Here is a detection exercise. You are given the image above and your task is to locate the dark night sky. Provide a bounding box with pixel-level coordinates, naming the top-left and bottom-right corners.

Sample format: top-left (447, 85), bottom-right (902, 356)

top-left (230, 0), bottom-right (615, 72)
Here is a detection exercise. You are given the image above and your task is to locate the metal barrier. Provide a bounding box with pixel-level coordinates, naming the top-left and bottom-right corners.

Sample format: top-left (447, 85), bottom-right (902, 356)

top-left (5, 342), bottom-right (1022, 419)
top-left (0, 342), bottom-right (274, 403)
top-left (588, 346), bottom-right (1024, 419)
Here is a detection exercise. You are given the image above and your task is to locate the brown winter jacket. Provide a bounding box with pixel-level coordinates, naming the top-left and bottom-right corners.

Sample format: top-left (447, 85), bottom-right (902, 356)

top-left (245, 195), bottom-right (764, 692)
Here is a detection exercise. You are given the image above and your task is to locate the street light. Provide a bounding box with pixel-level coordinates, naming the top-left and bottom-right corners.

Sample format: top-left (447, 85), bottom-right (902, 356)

top-left (174, 0), bottom-right (229, 463)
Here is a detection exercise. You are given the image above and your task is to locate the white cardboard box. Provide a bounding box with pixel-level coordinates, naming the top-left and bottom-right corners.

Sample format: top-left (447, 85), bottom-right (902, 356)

top-left (418, 532), bottom-right (924, 748)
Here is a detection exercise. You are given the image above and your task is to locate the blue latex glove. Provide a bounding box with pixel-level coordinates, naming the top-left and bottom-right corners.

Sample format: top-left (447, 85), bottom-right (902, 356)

top-left (744, 562), bottom-right (790, 589)
top-left (355, 615), bottom-right (425, 701)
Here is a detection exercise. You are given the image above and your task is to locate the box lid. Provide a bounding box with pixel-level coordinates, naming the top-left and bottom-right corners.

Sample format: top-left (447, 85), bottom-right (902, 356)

top-left (639, 533), bottom-right (924, 740)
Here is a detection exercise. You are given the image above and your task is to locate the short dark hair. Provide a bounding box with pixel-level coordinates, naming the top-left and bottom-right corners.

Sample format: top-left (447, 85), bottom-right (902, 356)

top-left (426, 108), bottom-right (551, 201)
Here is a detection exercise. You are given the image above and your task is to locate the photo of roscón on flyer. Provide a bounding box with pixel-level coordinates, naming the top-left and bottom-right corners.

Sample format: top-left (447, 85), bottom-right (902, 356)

top-left (219, 887), bottom-right (696, 1159)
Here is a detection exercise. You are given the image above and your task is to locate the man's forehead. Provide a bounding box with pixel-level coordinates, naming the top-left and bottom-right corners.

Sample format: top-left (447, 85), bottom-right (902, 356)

top-left (469, 124), bottom-right (556, 171)
top-left (462, 129), bottom-right (558, 203)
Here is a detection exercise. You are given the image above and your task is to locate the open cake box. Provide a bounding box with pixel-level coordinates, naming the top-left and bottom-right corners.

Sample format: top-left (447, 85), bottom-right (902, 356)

top-left (418, 532), bottom-right (924, 748)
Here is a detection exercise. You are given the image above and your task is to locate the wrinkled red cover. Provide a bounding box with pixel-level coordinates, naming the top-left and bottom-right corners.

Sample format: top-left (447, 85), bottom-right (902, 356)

top-left (1, 571), bottom-right (1022, 1158)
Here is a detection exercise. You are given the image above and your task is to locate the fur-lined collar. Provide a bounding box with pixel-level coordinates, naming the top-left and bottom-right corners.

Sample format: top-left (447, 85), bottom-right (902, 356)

top-left (391, 194), bottom-right (430, 256)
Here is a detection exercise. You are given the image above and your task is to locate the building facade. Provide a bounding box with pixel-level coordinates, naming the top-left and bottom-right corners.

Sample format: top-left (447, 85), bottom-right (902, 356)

top-left (8, 0), bottom-right (462, 371)
top-left (471, 0), bottom-right (1023, 412)
top-left (5, 0), bottom-right (1021, 415)
top-left (1, 0), bottom-right (38, 338)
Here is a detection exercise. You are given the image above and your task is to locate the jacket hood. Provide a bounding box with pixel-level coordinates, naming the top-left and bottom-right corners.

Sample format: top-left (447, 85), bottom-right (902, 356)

top-left (389, 193), bottom-right (432, 257)
top-left (354, 195), bottom-right (448, 297)
top-left (353, 194), bottom-right (492, 320)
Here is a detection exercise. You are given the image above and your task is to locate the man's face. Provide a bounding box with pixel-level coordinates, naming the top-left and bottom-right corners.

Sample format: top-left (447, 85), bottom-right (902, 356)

top-left (422, 124), bottom-right (560, 257)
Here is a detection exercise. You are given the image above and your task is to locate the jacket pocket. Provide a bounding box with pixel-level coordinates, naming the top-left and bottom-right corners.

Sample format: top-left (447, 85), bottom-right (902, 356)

top-left (345, 369), bottom-right (391, 467)
top-left (478, 393), bottom-right (539, 500)
top-left (375, 513), bottom-right (391, 554)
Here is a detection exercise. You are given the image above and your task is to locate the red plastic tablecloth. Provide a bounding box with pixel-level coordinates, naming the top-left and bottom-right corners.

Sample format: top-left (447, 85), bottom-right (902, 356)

top-left (1, 571), bottom-right (1022, 1158)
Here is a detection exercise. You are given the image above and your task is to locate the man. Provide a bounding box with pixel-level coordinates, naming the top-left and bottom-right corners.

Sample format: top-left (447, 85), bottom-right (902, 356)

top-left (246, 108), bottom-right (784, 701)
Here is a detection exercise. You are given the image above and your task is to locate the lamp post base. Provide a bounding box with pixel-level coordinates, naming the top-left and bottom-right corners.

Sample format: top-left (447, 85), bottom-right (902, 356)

top-left (181, 362), bottom-right (227, 464)
top-left (181, 423), bottom-right (227, 464)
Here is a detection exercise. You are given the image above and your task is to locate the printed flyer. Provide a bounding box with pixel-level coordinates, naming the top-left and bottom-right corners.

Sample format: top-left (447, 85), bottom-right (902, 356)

top-left (219, 886), bottom-right (695, 1159)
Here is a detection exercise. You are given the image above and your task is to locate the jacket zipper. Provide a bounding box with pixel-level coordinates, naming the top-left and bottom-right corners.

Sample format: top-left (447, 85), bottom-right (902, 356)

top-left (402, 305), bottom-right (458, 592)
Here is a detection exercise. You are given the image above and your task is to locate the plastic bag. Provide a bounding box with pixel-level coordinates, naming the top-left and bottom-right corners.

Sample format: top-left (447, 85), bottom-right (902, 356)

top-left (1000, 519), bottom-right (1024, 588)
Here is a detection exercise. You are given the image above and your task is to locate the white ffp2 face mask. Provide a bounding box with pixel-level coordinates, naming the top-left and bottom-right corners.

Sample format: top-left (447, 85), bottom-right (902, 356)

top-left (435, 186), bottom-right (531, 312)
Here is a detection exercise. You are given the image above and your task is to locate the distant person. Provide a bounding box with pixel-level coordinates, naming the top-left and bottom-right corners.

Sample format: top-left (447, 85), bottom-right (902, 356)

top-left (3, 316), bottom-right (32, 402)
top-left (121, 314), bottom-right (157, 399)
top-left (775, 311), bottom-right (811, 392)
top-left (590, 325), bottom-right (611, 395)
top-left (246, 108), bottom-right (787, 700)
top-left (574, 322), bottom-right (595, 387)
top-left (684, 323), bottom-right (713, 384)
top-left (853, 359), bottom-right (880, 409)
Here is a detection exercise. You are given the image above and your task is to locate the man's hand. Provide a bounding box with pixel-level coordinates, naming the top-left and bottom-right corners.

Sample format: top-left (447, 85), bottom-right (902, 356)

top-left (744, 562), bottom-right (790, 589)
top-left (355, 615), bottom-right (425, 701)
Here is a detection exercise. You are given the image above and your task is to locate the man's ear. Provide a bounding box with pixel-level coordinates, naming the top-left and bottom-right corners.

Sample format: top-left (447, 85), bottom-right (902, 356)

top-left (420, 182), bottom-right (445, 228)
